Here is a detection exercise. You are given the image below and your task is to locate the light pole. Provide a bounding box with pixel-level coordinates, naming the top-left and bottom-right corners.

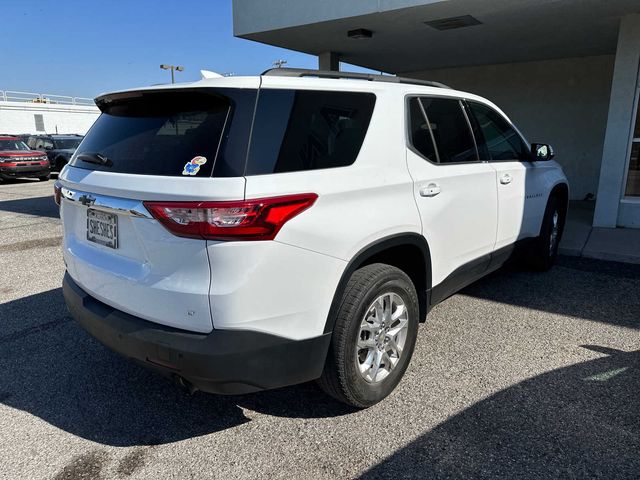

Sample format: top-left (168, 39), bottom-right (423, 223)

top-left (160, 64), bottom-right (184, 84)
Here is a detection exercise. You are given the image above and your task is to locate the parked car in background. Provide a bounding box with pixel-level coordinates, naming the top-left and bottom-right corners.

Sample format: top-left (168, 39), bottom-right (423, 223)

top-left (0, 136), bottom-right (50, 181)
top-left (27, 134), bottom-right (83, 172)
top-left (16, 134), bottom-right (33, 145)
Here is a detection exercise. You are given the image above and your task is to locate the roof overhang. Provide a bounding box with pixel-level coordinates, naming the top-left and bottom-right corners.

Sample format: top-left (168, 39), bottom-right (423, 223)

top-left (233, 0), bottom-right (640, 73)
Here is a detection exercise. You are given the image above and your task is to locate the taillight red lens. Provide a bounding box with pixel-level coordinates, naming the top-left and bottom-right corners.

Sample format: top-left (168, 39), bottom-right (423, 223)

top-left (53, 181), bottom-right (62, 206)
top-left (144, 193), bottom-right (318, 241)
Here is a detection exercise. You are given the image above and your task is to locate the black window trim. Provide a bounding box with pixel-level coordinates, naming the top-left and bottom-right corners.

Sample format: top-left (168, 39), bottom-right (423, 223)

top-left (405, 94), bottom-right (481, 166)
top-left (464, 99), bottom-right (534, 163)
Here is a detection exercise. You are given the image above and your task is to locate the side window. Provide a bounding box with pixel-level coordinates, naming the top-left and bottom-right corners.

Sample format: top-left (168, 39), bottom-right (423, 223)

top-left (43, 139), bottom-right (54, 149)
top-left (246, 90), bottom-right (376, 175)
top-left (468, 102), bottom-right (530, 161)
top-left (26, 137), bottom-right (36, 148)
top-left (410, 97), bottom-right (478, 164)
top-left (408, 97), bottom-right (438, 162)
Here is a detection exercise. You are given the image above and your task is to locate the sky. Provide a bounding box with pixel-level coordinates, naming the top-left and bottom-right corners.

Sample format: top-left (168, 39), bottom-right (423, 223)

top-left (0, 0), bottom-right (362, 99)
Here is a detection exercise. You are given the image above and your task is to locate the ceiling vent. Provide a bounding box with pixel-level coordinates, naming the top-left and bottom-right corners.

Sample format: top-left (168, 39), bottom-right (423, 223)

top-left (424, 15), bottom-right (482, 31)
top-left (347, 28), bottom-right (373, 39)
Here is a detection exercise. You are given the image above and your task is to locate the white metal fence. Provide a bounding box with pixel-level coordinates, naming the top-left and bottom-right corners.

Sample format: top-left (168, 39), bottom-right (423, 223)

top-left (0, 90), bottom-right (94, 106)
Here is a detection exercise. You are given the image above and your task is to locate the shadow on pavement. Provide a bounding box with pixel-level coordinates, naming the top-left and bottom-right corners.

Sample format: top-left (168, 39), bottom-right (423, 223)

top-left (1, 256), bottom-right (638, 452)
top-left (361, 346), bottom-right (640, 479)
top-left (460, 256), bottom-right (640, 329)
top-left (357, 256), bottom-right (640, 479)
top-left (0, 288), bottom-right (353, 447)
top-left (0, 195), bottom-right (59, 219)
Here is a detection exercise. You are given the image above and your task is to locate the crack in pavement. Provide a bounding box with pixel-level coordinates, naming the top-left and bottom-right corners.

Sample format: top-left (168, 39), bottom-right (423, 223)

top-left (0, 316), bottom-right (70, 345)
top-left (2, 236), bottom-right (62, 252)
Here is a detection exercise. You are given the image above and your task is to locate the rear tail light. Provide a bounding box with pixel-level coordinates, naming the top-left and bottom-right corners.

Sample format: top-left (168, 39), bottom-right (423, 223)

top-left (53, 181), bottom-right (62, 206)
top-left (144, 193), bottom-right (318, 241)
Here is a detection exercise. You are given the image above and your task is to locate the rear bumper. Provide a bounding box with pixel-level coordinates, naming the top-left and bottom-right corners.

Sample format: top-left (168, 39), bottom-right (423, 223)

top-left (63, 272), bottom-right (332, 394)
top-left (0, 164), bottom-right (50, 179)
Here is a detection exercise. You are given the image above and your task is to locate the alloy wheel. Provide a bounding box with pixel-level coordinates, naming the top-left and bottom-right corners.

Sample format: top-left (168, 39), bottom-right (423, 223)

top-left (356, 292), bottom-right (409, 383)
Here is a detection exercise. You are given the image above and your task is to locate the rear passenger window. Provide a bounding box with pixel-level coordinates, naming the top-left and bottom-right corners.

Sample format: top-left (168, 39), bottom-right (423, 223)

top-left (468, 102), bottom-right (530, 161)
top-left (246, 90), bottom-right (376, 175)
top-left (408, 98), bottom-right (438, 162)
top-left (408, 97), bottom-right (477, 164)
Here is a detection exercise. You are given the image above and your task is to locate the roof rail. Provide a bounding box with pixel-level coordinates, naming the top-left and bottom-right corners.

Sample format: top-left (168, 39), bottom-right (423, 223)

top-left (261, 68), bottom-right (451, 89)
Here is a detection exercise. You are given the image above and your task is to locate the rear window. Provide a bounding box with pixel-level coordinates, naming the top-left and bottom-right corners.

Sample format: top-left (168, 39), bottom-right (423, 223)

top-left (245, 90), bottom-right (376, 175)
top-left (70, 89), bottom-right (256, 177)
top-left (53, 138), bottom-right (82, 150)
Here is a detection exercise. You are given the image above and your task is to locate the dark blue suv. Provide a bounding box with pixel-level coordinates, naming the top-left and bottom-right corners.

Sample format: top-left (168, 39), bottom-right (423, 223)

top-left (27, 134), bottom-right (83, 172)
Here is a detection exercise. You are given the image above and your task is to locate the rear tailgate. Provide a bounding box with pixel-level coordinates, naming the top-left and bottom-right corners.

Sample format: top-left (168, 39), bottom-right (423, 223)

top-left (60, 168), bottom-right (245, 333)
top-left (59, 85), bottom-right (256, 333)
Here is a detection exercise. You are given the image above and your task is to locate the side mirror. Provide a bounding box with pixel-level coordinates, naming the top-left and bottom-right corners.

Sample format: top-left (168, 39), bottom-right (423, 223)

top-left (531, 143), bottom-right (554, 161)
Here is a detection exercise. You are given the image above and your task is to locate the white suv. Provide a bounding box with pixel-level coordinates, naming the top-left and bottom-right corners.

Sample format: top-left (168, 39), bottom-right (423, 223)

top-left (57, 69), bottom-right (568, 407)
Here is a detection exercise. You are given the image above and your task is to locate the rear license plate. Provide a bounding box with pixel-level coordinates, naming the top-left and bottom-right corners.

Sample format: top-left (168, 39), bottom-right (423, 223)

top-left (87, 209), bottom-right (118, 249)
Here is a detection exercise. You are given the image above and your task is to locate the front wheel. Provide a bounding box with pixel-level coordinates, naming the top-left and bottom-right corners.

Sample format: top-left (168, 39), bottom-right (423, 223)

top-left (527, 196), bottom-right (563, 271)
top-left (317, 263), bottom-right (419, 408)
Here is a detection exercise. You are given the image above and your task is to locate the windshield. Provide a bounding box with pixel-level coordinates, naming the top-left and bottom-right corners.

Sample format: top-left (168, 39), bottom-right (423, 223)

top-left (0, 140), bottom-right (30, 151)
top-left (53, 138), bottom-right (82, 150)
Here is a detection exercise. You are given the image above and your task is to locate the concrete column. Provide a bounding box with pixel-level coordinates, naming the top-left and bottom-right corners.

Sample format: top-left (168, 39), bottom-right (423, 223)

top-left (319, 52), bottom-right (340, 71)
top-left (593, 14), bottom-right (640, 227)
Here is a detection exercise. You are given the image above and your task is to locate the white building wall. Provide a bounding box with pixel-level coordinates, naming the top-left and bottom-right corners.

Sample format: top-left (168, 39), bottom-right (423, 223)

top-left (594, 13), bottom-right (640, 228)
top-left (407, 55), bottom-right (615, 201)
top-left (0, 101), bottom-right (99, 135)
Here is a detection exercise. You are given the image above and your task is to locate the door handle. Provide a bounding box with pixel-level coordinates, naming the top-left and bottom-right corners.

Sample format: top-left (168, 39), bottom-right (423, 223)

top-left (500, 174), bottom-right (512, 185)
top-left (419, 183), bottom-right (441, 197)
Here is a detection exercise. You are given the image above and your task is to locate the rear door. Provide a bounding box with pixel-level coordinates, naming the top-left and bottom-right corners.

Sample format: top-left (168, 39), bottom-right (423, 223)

top-left (405, 96), bottom-right (498, 293)
top-left (466, 101), bottom-right (547, 250)
top-left (58, 85), bottom-right (257, 333)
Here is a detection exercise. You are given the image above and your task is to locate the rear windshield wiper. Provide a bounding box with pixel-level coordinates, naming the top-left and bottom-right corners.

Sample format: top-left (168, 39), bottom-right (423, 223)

top-left (76, 152), bottom-right (113, 167)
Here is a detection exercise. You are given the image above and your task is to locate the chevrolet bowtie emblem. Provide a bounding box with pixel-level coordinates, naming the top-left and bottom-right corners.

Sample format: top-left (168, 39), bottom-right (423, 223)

top-left (79, 194), bottom-right (96, 206)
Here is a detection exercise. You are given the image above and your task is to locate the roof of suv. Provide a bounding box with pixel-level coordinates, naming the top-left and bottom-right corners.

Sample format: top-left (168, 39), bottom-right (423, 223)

top-left (97, 70), bottom-right (471, 97)
top-left (94, 68), bottom-right (507, 120)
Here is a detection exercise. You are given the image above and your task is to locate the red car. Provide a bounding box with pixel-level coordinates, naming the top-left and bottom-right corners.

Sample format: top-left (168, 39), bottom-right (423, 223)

top-left (0, 136), bottom-right (51, 182)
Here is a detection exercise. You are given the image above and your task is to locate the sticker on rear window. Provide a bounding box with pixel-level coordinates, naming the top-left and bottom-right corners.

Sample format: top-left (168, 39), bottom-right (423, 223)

top-left (182, 156), bottom-right (207, 176)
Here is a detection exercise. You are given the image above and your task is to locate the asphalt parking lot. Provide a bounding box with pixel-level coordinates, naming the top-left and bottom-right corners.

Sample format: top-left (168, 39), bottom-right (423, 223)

top-left (1, 179), bottom-right (639, 480)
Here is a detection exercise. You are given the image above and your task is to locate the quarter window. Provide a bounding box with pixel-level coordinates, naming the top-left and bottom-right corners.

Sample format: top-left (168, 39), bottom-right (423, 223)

top-left (468, 102), bottom-right (530, 161)
top-left (408, 97), bottom-right (478, 164)
top-left (246, 90), bottom-right (376, 175)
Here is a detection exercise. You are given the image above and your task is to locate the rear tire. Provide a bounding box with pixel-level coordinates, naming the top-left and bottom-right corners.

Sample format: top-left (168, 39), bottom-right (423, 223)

top-left (317, 263), bottom-right (419, 408)
top-left (527, 196), bottom-right (563, 271)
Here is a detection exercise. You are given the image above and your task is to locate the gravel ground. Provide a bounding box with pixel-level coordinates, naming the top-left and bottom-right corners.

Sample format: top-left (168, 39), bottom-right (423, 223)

top-left (1, 179), bottom-right (639, 480)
